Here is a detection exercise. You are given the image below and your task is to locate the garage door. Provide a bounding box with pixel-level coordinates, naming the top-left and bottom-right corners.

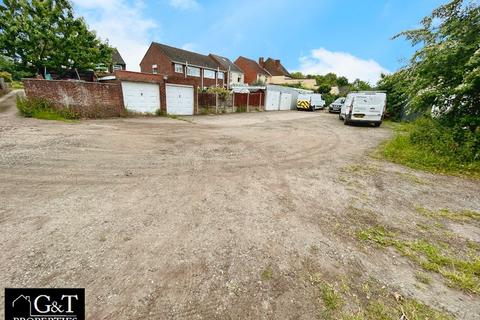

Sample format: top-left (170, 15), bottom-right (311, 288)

top-left (279, 93), bottom-right (292, 110)
top-left (166, 84), bottom-right (194, 115)
top-left (265, 90), bottom-right (280, 111)
top-left (121, 81), bottom-right (160, 113)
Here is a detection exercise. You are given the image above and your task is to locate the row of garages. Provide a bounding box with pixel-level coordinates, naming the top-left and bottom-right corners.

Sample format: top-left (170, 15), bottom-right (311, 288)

top-left (113, 71), bottom-right (313, 115)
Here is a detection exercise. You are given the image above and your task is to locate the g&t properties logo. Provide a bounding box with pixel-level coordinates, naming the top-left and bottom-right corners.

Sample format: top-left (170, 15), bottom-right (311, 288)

top-left (5, 288), bottom-right (85, 320)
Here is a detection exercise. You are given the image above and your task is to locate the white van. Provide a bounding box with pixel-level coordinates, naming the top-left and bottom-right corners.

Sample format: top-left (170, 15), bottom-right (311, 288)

top-left (340, 92), bottom-right (386, 127)
top-left (297, 93), bottom-right (326, 111)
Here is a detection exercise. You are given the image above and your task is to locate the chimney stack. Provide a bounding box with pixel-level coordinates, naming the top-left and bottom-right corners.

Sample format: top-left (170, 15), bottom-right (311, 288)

top-left (274, 59), bottom-right (280, 67)
top-left (259, 57), bottom-right (265, 66)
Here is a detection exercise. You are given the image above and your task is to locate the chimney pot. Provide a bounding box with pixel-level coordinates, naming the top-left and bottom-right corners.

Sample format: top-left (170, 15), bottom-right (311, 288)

top-left (259, 57), bottom-right (265, 66)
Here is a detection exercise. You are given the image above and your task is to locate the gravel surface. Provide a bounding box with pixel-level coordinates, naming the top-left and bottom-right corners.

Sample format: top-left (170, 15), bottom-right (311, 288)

top-left (1, 92), bottom-right (479, 319)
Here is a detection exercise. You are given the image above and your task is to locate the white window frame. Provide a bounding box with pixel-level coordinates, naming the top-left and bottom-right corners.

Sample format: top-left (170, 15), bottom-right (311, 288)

top-left (217, 72), bottom-right (224, 80)
top-left (113, 64), bottom-right (123, 71)
top-left (152, 64), bottom-right (158, 74)
top-left (174, 64), bottom-right (183, 73)
top-left (186, 66), bottom-right (200, 77)
top-left (204, 69), bottom-right (215, 79)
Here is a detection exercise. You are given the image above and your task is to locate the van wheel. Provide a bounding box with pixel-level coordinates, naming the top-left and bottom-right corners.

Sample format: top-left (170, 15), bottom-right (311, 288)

top-left (310, 106), bottom-right (315, 112)
top-left (339, 114), bottom-right (343, 120)
top-left (344, 117), bottom-right (350, 125)
top-left (374, 122), bottom-right (382, 127)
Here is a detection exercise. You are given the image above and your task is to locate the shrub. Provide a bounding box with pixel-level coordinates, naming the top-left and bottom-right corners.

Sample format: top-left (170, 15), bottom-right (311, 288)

top-left (0, 71), bottom-right (12, 82)
top-left (16, 97), bottom-right (79, 120)
top-left (205, 87), bottom-right (230, 101)
top-left (379, 117), bottom-right (480, 177)
top-left (409, 117), bottom-right (479, 163)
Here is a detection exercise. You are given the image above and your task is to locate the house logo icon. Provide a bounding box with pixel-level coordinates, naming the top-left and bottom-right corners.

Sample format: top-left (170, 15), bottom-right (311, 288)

top-left (11, 295), bottom-right (32, 317)
top-left (5, 288), bottom-right (85, 320)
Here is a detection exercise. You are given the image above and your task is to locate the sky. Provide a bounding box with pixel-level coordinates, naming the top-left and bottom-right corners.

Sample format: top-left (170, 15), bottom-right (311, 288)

top-left (72, 0), bottom-right (449, 84)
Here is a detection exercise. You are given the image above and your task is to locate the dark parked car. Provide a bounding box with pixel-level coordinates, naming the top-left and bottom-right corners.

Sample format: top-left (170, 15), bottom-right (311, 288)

top-left (328, 97), bottom-right (345, 113)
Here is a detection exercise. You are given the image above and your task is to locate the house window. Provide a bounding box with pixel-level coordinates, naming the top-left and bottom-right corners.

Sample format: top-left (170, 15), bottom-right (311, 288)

top-left (187, 66), bottom-right (200, 77)
top-left (218, 72), bottom-right (224, 80)
top-left (152, 64), bottom-right (158, 74)
top-left (204, 69), bottom-right (215, 79)
top-left (174, 64), bottom-right (183, 73)
top-left (238, 76), bottom-right (241, 83)
top-left (113, 64), bottom-right (123, 71)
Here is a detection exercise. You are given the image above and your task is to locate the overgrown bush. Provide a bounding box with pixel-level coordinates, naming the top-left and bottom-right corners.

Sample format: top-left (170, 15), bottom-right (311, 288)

top-left (17, 97), bottom-right (79, 120)
top-left (0, 71), bottom-right (12, 82)
top-left (379, 117), bottom-right (480, 177)
top-left (205, 87), bottom-right (230, 101)
top-left (409, 117), bottom-right (479, 163)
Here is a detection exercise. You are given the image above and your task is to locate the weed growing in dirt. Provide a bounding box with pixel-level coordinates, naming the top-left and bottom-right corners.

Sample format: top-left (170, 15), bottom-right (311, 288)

top-left (306, 272), bottom-right (452, 320)
top-left (357, 225), bottom-right (480, 294)
top-left (416, 207), bottom-right (480, 223)
top-left (319, 283), bottom-right (342, 312)
top-left (235, 106), bottom-right (247, 113)
top-left (17, 97), bottom-right (78, 121)
top-left (415, 272), bottom-right (432, 285)
top-left (260, 267), bottom-right (274, 281)
top-left (395, 172), bottom-right (430, 185)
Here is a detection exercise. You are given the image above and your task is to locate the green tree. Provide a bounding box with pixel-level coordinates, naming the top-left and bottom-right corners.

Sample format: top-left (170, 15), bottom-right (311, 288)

top-left (391, 0), bottom-right (479, 131)
top-left (377, 71), bottom-right (409, 121)
top-left (290, 72), bottom-right (304, 79)
top-left (351, 79), bottom-right (372, 91)
top-left (337, 76), bottom-right (349, 87)
top-left (0, 0), bottom-right (112, 77)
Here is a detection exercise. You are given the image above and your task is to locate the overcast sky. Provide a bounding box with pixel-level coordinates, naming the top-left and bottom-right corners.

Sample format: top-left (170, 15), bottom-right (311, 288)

top-left (72, 0), bottom-right (448, 84)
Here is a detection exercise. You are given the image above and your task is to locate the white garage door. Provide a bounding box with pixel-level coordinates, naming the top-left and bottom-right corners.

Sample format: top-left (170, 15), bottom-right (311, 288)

top-left (265, 90), bottom-right (280, 111)
top-left (121, 81), bottom-right (160, 113)
top-left (279, 93), bottom-right (292, 110)
top-left (166, 84), bottom-right (194, 115)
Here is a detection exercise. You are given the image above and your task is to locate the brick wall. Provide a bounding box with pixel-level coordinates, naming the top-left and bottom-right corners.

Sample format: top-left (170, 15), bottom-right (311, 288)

top-left (140, 44), bottom-right (173, 76)
top-left (140, 44), bottom-right (227, 89)
top-left (23, 79), bottom-right (125, 118)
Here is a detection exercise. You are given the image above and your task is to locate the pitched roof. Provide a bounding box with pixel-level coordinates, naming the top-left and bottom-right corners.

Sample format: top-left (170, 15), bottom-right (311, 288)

top-left (112, 48), bottom-right (126, 65)
top-left (209, 54), bottom-right (243, 73)
top-left (152, 42), bottom-right (224, 70)
top-left (262, 58), bottom-right (291, 77)
top-left (235, 56), bottom-right (271, 76)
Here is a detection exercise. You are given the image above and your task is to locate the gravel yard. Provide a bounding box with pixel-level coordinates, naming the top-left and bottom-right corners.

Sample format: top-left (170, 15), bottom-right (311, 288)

top-left (1, 92), bottom-right (479, 319)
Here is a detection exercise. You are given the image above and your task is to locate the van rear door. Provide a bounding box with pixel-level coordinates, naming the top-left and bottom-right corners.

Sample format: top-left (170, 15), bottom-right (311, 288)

top-left (351, 94), bottom-right (386, 121)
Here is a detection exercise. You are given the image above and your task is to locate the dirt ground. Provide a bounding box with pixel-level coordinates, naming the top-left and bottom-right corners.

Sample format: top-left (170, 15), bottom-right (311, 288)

top-left (1, 92), bottom-right (479, 319)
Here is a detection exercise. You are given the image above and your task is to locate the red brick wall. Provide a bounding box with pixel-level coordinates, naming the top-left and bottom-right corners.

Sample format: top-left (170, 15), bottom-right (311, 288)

top-left (234, 57), bottom-right (257, 84)
top-left (139, 43), bottom-right (226, 89)
top-left (140, 44), bottom-right (173, 75)
top-left (23, 79), bottom-right (125, 118)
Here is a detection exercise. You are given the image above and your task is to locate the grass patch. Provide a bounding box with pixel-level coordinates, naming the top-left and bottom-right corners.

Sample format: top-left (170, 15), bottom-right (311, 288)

top-left (17, 97), bottom-right (78, 121)
top-left (415, 272), bottom-right (432, 285)
top-left (319, 283), bottom-right (342, 312)
top-left (376, 119), bottom-right (480, 179)
top-left (308, 274), bottom-right (452, 320)
top-left (416, 207), bottom-right (480, 223)
top-left (260, 267), bottom-right (274, 281)
top-left (357, 225), bottom-right (480, 294)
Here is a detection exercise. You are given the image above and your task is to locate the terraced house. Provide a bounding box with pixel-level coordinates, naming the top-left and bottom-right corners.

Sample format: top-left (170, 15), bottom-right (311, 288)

top-left (140, 42), bottom-right (227, 89)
